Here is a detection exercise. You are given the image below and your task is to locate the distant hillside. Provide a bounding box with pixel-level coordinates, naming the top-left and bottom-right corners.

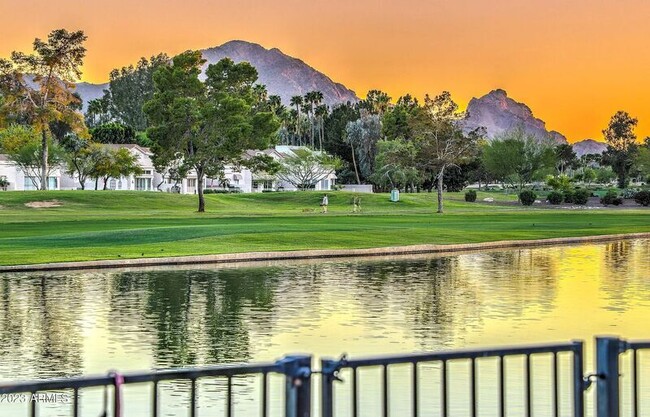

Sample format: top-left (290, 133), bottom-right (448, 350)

top-left (572, 139), bottom-right (607, 156)
top-left (202, 40), bottom-right (358, 106)
top-left (73, 40), bottom-right (358, 111)
top-left (461, 89), bottom-right (568, 144)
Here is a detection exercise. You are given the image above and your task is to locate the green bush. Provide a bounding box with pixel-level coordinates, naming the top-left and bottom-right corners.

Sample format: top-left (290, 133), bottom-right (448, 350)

top-left (464, 190), bottom-right (477, 202)
top-left (563, 190), bottom-right (575, 204)
top-left (622, 189), bottom-right (638, 199)
top-left (519, 190), bottom-right (537, 206)
top-left (634, 190), bottom-right (650, 206)
top-left (203, 189), bottom-right (230, 194)
top-left (547, 191), bottom-right (563, 205)
top-left (600, 190), bottom-right (623, 206)
top-left (573, 189), bottom-right (591, 205)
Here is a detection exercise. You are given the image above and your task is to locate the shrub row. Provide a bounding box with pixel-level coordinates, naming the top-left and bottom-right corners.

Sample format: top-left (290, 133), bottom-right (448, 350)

top-left (546, 189), bottom-right (591, 205)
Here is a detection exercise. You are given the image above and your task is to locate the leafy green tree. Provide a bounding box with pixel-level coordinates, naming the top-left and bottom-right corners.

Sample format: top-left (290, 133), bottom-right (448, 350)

top-left (633, 137), bottom-right (650, 181)
top-left (0, 29), bottom-right (88, 189)
top-left (87, 54), bottom-right (169, 131)
top-left (0, 124), bottom-right (66, 189)
top-left (89, 146), bottom-right (142, 190)
top-left (482, 128), bottom-right (556, 191)
top-left (601, 111), bottom-right (638, 188)
top-left (410, 92), bottom-right (483, 213)
top-left (345, 114), bottom-right (382, 184)
top-left (359, 90), bottom-right (391, 115)
top-left (276, 148), bottom-right (340, 190)
top-left (144, 52), bottom-right (279, 212)
top-left (91, 122), bottom-right (136, 144)
top-left (382, 94), bottom-right (419, 141)
top-left (64, 138), bottom-right (101, 190)
top-left (323, 103), bottom-right (359, 183)
top-left (371, 139), bottom-right (419, 191)
top-left (555, 144), bottom-right (578, 175)
top-left (546, 174), bottom-right (573, 192)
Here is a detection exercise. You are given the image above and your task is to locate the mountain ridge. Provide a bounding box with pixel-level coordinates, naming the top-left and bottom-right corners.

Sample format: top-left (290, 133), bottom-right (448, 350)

top-left (73, 40), bottom-right (358, 110)
top-left (461, 89), bottom-right (568, 144)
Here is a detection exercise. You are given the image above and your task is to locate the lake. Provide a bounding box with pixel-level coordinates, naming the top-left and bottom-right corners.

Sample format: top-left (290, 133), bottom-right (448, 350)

top-left (0, 239), bottom-right (649, 416)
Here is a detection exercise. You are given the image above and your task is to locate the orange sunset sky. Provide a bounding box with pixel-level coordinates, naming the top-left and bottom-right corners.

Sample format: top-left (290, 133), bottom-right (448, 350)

top-left (1, 0), bottom-right (649, 142)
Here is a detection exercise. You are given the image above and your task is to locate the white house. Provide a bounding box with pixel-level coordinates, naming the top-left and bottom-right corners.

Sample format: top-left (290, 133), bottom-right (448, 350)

top-left (0, 145), bottom-right (337, 194)
top-left (61, 144), bottom-right (162, 191)
top-left (0, 154), bottom-right (62, 191)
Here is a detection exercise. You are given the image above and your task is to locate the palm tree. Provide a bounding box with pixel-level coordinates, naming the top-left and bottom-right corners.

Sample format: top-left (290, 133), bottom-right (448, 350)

top-left (304, 92), bottom-right (316, 147)
top-left (315, 104), bottom-right (328, 150)
top-left (289, 95), bottom-right (304, 144)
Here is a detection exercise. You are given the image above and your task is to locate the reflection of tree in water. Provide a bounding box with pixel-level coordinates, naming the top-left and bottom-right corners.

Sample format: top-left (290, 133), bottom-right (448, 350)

top-left (0, 274), bottom-right (83, 378)
top-left (111, 267), bottom-right (281, 368)
top-left (203, 268), bottom-right (279, 364)
top-left (358, 250), bottom-right (560, 349)
top-left (600, 240), bottom-right (649, 311)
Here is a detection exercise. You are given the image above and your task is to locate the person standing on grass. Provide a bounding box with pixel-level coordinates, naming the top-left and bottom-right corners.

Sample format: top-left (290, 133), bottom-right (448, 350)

top-left (321, 194), bottom-right (329, 213)
top-left (352, 195), bottom-right (361, 213)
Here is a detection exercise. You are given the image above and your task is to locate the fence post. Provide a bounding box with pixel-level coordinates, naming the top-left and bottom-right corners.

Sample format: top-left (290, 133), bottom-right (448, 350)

top-left (596, 336), bottom-right (625, 417)
top-left (571, 340), bottom-right (585, 417)
top-left (278, 355), bottom-right (312, 417)
top-left (320, 359), bottom-right (337, 417)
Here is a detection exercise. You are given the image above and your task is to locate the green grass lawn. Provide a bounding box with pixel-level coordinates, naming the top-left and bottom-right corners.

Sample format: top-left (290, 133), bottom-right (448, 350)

top-left (0, 190), bottom-right (648, 266)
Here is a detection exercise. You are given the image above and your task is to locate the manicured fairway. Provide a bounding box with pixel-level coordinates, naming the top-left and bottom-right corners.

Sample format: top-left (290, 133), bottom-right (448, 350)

top-left (0, 191), bottom-right (648, 266)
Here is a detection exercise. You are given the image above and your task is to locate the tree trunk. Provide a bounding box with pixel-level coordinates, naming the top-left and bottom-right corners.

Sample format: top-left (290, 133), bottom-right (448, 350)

top-left (41, 129), bottom-right (49, 190)
top-left (197, 171), bottom-right (205, 213)
top-left (351, 144), bottom-right (361, 185)
top-left (95, 178), bottom-right (99, 190)
top-left (103, 177), bottom-right (109, 190)
top-left (437, 165), bottom-right (446, 214)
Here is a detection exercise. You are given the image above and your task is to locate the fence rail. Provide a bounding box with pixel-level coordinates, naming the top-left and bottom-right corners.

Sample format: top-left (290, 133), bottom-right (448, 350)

top-left (1, 336), bottom-right (649, 417)
top-left (321, 341), bottom-right (585, 417)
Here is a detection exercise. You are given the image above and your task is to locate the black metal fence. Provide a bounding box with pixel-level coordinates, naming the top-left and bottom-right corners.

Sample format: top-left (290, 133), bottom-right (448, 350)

top-left (320, 341), bottom-right (585, 417)
top-left (1, 336), bottom-right (648, 417)
top-left (596, 336), bottom-right (650, 417)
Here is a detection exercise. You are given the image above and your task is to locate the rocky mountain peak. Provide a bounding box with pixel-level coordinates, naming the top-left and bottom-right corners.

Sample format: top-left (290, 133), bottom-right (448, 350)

top-left (462, 89), bottom-right (567, 144)
top-left (572, 139), bottom-right (608, 156)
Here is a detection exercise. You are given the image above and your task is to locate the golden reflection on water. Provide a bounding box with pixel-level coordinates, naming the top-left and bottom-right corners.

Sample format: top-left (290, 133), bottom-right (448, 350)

top-left (0, 239), bottom-right (649, 416)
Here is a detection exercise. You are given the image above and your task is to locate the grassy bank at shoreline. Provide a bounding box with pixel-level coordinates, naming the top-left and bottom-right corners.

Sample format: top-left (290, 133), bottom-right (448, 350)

top-left (1, 191), bottom-right (649, 266)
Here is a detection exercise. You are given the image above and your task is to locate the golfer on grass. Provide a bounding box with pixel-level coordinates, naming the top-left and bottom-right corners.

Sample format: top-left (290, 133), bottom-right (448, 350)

top-left (321, 194), bottom-right (329, 213)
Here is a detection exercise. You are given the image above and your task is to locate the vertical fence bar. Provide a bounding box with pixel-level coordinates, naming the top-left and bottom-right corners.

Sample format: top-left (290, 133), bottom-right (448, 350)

top-left (280, 355), bottom-right (312, 417)
top-left (190, 378), bottom-right (197, 417)
top-left (631, 349), bottom-right (637, 417)
top-left (352, 368), bottom-right (358, 417)
top-left (412, 362), bottom-right (418, 417)
top-left (383, 364), bottom-right (388, 417)
top-left (261, 372), bottom-right (268, 417)
top-left (572, 341), bottom-right (585, 417)
top-left (29, 392), bottom-right (36, 417)
top-left (152, 381), bottom-right (158, 417)
top-left (552, 352), bottom-right (558, 417)
top-left (525, 354), bottom-right (531, 417)
top-left (499, 356), bottom-right (505, 417)
top-left (73, 388), bottom-right (79, 417)
top-left (320, 359), bottom-right (336, 417)
top-left (227, 376), bottom-right (233, 417)
top-left (596, 336), bottom-right (624, 417)
top-left (470, 358), bottom-right (476, 417)
top-left (441, 360), bottom-right (447, 417)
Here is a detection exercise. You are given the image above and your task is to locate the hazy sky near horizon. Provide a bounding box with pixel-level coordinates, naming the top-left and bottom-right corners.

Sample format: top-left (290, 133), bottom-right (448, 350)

top-left (1, 0), bottom-right (649, 142)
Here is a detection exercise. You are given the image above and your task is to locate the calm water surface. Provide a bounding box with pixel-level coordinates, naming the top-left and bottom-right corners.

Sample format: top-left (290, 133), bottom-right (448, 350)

top-left (0, 239), bottom-right (649, 416)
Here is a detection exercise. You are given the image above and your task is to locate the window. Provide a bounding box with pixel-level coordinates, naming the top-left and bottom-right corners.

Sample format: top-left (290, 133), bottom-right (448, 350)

top-left (187, 179), bottom-right (197, 188)
top-left (48, 177), bottom-right (58, 190)
top-left (109, 179), bottom-right (117, 190)
top-left (24, 177), bottom-right (37, 190)
top-left (135, 178), bottom-right (151, 191)
top-left (144, 170), bottom-right (152, 175)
